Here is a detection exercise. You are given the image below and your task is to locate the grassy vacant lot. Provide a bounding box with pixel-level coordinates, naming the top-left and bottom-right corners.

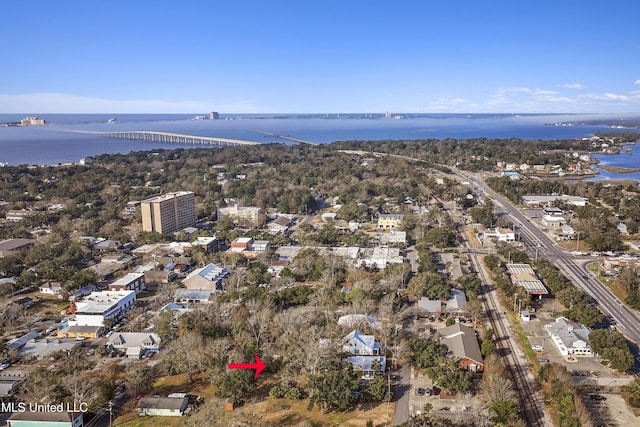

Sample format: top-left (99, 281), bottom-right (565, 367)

top-left (114, 373), bottom-right (392, 427)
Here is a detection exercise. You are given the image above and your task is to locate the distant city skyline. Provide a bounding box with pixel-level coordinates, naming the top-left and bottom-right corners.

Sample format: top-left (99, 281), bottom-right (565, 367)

top-left (1, 1), bottom-right (639, 114)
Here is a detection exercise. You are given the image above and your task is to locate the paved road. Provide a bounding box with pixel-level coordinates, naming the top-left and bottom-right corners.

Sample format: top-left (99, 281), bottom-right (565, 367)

top-left (455, 167), bottom-right (640, 346)
top-left (392, 364), bottom-right (411, 426)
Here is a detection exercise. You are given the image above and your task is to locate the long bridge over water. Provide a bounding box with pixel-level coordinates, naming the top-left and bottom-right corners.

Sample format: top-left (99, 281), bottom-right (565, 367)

top-left (66, 130), bottom-right (262, 147)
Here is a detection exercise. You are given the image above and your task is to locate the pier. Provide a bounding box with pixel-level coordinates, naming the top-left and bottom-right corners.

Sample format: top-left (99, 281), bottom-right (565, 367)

top-left (65, 130), bottom-right (261, 147)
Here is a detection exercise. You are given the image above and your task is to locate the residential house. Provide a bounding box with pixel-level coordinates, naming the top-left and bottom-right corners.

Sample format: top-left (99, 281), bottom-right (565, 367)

top-left (545, 317), bottom-right (592, 356)
top-left (39, 281), bottom-right (63, 296)
top-left (438, 323), bottom-right (484, 372)
top-left (144, 269), bottom-right (176, 285)
top-left (5, 210), bottom-right (38, 222)
top-left (160, 302), bottom-right (191, 317)
top-left (321, 212), bottom-right (337, 222)
top-left (380, 230), bottom-right (407, 245)
top-left (10, 297), bottom-right (34, 310)
top-left (93, 239), bottom-right (121, 251)
top-left (182, 263), bottom-right (228, 291)
top-left (71, 284), bottom-right (96, 301)
top-left (267, 216), bottom-right (292, 235)
top-left (337, 314), bottom-right (379, 329)
top-left (377, 214), bottom-right (404, 231)
top-left (174, 289), bottom-right (213, 304)
top-left (418, 288), bottom-right (468, 317)
top-left (7, 411), bottom-right (84, 427)
top-left (107, 332), bottom-right (161, 359)
top-left (358, 247), bottom-right (404, 269)
top-left (342, 330), bottom-right (386, 378)
top-left (137, 396), bottom-right (189, 417)
top-left (418, 298), bottom-right (443, 317)
top-left (0, 374), bottom-right (26, 398)
top-left (0, 238), bottom-right (36, 257)
top-left (124, 200), bottom-right (140, 214)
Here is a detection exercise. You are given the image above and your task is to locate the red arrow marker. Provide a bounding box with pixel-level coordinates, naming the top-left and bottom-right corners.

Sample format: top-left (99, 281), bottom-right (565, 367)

top-left (228, 353), bottom-right (267, 379)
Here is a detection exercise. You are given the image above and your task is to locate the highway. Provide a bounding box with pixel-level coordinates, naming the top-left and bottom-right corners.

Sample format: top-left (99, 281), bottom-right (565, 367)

top-left (455, 168), bottom-right (640, 346)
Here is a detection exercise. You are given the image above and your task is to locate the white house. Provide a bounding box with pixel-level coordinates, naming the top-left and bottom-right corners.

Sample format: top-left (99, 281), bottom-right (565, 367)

top-left (342, 330), bottom-right (380, 355)
top-left (342, 330), bottom-right (386, 378)
top-left (545, 317), bottom-right (592, 356)
top-left (137, 396), bottom-right (189, 417)
top-left (380, 230), bottom-right (407, 245)
top-left (39, 281), bottom-right (63, 296)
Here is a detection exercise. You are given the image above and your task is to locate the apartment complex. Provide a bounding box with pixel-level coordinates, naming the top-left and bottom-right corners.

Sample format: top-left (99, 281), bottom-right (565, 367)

top-left (141, 191), bottom-right (196, 234)
top-left (217, 205), bottom-right (263, 227)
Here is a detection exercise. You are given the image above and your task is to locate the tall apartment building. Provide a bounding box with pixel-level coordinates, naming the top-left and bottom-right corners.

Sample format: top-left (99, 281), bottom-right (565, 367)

top-left (141, 191), bottom-right (196, 234)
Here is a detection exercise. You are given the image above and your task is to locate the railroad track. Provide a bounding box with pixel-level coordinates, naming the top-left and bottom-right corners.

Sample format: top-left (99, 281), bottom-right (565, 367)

top-left (466, 241), bottom-right (552, 426)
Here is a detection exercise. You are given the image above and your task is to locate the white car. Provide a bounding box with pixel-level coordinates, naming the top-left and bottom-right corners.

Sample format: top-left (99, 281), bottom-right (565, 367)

top-left (0, 363), bottom-right (10, 370)
top-left (532, 344), bottom-right (543, 352)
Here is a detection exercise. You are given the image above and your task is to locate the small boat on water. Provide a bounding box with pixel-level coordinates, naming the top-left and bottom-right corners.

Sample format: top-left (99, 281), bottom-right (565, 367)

top-left (107, 118), bottom-right (117, 123)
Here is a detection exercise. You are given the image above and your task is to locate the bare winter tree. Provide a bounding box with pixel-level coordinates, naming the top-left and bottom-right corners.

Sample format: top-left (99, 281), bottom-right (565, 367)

top-left (162, 331), bottom-right (205, 382)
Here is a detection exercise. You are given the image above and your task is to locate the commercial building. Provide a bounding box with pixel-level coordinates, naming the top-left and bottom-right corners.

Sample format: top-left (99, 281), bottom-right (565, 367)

top-left (506, 263), bottom-right (549, 296)
top-left (183, 263), bottom-right (228, 291)
top-left (108, 273), bottom-right (146, 294)
top-left (19, 116), bottom-right (46, 126)
top-left (69, 290), bottom-right (136, 327)
top-left (141, 192), bottom-right (196, 234)
top-left (545, 317), bottom-right (592, 356)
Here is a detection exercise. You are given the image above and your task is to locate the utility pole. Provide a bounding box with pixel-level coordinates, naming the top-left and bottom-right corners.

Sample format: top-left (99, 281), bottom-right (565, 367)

top-left (109, 401), bottom-right (113, 427)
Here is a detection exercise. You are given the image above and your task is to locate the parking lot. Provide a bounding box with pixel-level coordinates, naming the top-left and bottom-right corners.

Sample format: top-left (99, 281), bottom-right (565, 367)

top-left (518, 298), bottom-right (638, 423)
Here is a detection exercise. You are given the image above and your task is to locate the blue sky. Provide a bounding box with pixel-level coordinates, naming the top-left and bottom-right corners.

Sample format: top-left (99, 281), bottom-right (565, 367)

top-left (1, 1), bottom-right (639, 113)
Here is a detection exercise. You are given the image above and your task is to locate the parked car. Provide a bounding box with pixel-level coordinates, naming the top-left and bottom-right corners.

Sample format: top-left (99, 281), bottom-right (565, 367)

top-left (589, 394), bottom-right (606, 401)
top-left (532, 344), bottom-right (543, 352)
top-left (0, 363), bottom-right (10, 370)
top-left (416, 388), bottom-right (426, 396)
top-left (431, 387), bottom-right (440, 396)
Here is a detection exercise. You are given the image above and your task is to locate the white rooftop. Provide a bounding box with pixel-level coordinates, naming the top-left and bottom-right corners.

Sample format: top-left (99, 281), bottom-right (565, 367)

top-left (75, 290), bottom-right (135, 314)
